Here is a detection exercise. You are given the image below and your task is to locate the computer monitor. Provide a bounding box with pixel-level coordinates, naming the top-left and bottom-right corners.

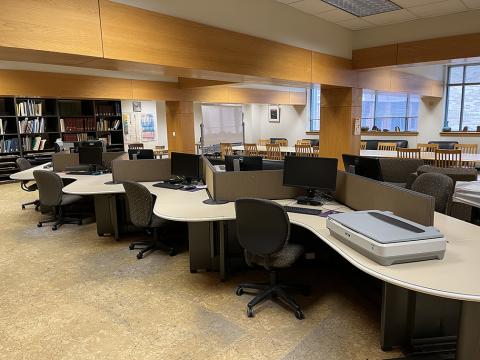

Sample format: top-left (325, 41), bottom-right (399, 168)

top-left (283, 155), bottom-right (338, 205)
top-left (78, 146), bottom-right (103, 169)
top-left (171, 152), bottom-right (201, 184)
top-left (224, 156), bottom-right (263, 172)
top-left (342, 154), bottom-right (383, 181)
top-left (74, 140), bottom-right (105, 153)
top-left (128, 149), bottom-right (154, 160)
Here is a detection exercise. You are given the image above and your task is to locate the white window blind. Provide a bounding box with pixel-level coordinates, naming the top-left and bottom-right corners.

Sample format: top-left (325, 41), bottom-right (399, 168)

top-left (201, 104), bottom-right (244, 146)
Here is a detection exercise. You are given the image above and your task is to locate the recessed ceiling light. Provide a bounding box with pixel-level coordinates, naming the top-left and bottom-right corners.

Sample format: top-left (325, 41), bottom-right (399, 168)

top-left (320, 0), bottom-right (402, 17)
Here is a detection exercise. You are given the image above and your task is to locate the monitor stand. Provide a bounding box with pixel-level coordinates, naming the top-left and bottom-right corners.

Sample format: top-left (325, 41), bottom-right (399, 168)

top-left (295, 189), bottom-right (323, 206)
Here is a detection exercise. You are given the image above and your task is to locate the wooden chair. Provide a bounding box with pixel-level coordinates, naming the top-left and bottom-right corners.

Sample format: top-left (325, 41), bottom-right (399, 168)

top-left (128, 143), bottom-right (144, 149)
top-left (296, 139), bottom-right (311, 145)
top-left (454, 144), bottom-right (478, 168)
top-left (397, 148), bottom-right (421, 159)
top-left (435, 149), bottom-right (462, 168)
top-left (275, 139), bottom-right (288, 146)
top-left (417, 143), bottom-right (439, 153)
top-left (312, 146), bottom-right (319, 157)
top-left (257, 139), bottom-right (270, 146)
top-left (266, 143), bottom-right (282, 160)
top-left (360, 141), bottom-right (367, 150)
top-left (220, 143), bottom-right (233, 159)
top-left (244, 143), bottom-right (260, 156)
top-left (295, 144), bottom-right (313, 157)
top-left (377, 142), bottom-right (397, 151)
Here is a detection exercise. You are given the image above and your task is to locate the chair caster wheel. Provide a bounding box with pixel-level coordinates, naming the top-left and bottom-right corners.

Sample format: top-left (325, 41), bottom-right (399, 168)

top-left (52, 226), bottom-right (57, 231)
top-left (169, 249), bottom-right (177, 257)
top-left (21, 205), bottom-right (25, 210)
top-left (295, 310), bottom-right (305, 320)
top-left (247, 307), bottom-right (254, 318)
top-left (129, 244), bottom-right (135, 250)
top-left (136, 253), bottom-right (143, 260)
top-left (37, 223), bottom-right (42, 227)
top-left (236, 287), bottom-right (244, 296)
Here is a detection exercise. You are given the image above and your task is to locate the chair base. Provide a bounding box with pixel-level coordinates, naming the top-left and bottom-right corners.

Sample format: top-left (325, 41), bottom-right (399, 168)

top-left (37, 207), bottom-right (83, 231)
top-left (22, 199), bottom-right (40, 211)
top-left (129, 240), bottom-right (177, 259)
top-left (236, 270), bottom-right (307, 320)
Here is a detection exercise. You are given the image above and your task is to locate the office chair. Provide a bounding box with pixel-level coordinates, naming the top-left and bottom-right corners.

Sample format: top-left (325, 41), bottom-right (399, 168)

top-left (16, 157), bottom-right (40, 210)
top-left (128, 143), bottom-right (144, 149)
top-left (234, 198), bottom-right (306, 320)
top-left (122, 181), bottom-right (177, 258)
top-left (411, 173), bottom-right (454, 214)
top-left (33, 170), bottom-right (84, 230)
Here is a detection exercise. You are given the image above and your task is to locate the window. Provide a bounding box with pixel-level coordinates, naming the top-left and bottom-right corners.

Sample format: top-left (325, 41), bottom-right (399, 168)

top-left (445, 64), bottom-right (480, 131)
top-left (309, 87), bottom-right (320, 131)
top-left (361, 90), bottom-right (419, 132)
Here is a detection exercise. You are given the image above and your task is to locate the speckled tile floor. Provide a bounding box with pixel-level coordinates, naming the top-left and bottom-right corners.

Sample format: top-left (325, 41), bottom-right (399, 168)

top-left (0, 183), bottom-right (403, 360)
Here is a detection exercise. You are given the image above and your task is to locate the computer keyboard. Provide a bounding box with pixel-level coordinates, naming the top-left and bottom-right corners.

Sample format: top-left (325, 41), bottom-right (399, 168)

top-left (153, 182), bottom-right (184, 190)
top-left (66, 171), bottom-right (91, 175)
top-left (283, 206), bottom-right (323, 216)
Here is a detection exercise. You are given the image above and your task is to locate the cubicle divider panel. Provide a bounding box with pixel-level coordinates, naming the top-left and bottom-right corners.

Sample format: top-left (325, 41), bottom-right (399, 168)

top-left (112, 159), bottom-right (171, 183)
top-left (335, 171), bottom-right (435, 226)
top-left (52, 153), bottom-right (79, 172)
top-left (103, 152), bottom-right (127, 168)
top-left (204, 157), bottom-right (216, 199)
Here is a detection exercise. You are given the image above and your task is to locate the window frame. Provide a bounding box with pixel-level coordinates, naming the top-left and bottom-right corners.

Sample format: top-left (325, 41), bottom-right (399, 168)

top-left (445, 64), bottom-right (480, 131)
top-left (309, 87), bottom-right (320, 132)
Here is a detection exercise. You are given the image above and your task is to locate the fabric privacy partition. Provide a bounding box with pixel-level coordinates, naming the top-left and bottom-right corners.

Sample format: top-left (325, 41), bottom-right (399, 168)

top-left (201, 104), bottom-right (244, 147)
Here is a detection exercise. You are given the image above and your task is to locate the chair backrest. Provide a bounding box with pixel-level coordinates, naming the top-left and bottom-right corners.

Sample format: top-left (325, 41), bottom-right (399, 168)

top-left (397, 148), bottom-right (421, 159)
top-left (244, 143), bottom-right (259, 156)
top-left (128, 143), bottom-right (144, 149)
top-left (275, 139), bottom-right (288, 146)
top-left (33, 170), bottom-right (64, 207)
top-left (454, 144), bottom-right (478, 167)
top-left (122, 181), bottom-right (154, 228)
top-left (266, 143), bottom-right (282, 160)
top-left (411, 173), bottom-right (454, 214)
top-left (312, 145), bottom-right (319, 157)
top-left (257, 139), bottom-right (270, 146)
top-left (377, 142), bottom-right (397, 151)
top-left (295, 144), bottom-right (313, 157)
top-left (434, 149), bottom-right (462, 168)
top-left (220, 143), bottom-right (233, 159)
top-left (235, 198), bottom-right (290, 256)
top-left (360, 141), bottom-right (367, 150)
top-left (417, 143), bottom-right (438, 152)
top-left (16, 157), bottom-right (32, 170)
top-left (296, 139), bottom-right (311, 145)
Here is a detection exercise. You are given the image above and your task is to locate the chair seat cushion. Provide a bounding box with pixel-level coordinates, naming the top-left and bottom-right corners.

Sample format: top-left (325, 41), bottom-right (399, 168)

top-left (150, 214), bottom-right (168, 228)
top-left (246, 243), bottom-right (304, 269)
top-left (60, 194), bottom-right (83, 206)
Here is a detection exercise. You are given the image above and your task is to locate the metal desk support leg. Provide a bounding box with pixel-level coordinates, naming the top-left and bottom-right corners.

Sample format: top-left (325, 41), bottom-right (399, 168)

top-left (108, 194), bottom-right (119, 241)
top-left (219, 220), bottom-right (227, 282)
top-left (457, 301), bottom-right (480, 359)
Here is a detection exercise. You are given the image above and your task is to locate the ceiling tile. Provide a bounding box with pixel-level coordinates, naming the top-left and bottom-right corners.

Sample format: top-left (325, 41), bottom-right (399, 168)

top-left (408, 0), bottom-right (467, 17)
top-left (363, 9), bottom-right (417, 25)
top-left (392, 0), bottom-right (445, 7)
top-left (315, 8), bottom-right (356, 22)
top-left (461, 0), bottom-right (480, 9)
top-left (336, 17), bottom-right (372, 30)
top-left (290, 0), bottom-right (336, 14)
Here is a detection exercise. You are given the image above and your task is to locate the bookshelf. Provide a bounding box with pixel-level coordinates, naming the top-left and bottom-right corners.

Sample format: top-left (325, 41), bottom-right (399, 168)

top-left (0, 96), bottom-right (125, 179)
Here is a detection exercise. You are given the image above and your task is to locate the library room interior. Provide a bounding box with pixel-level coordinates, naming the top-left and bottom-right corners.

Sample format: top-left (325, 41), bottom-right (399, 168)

top-left (2, 0), bottom-right (480, 359)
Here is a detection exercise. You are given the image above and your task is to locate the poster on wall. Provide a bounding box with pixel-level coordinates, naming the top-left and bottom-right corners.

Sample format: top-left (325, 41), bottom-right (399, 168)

top-left (122, 113), bottom-right (129, 135)
top-left (140, 113), bottom-right (156, 141)
top-left (268, 105), bottom-right (280, 123)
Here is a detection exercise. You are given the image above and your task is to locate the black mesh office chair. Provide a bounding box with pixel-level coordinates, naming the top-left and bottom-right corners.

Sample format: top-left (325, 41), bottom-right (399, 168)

top-left (122, 181), bottom-right (177, 259)
top-left (16, 158), bottom-right (40, 210)
top-left (234, 198), bottom-right (306, 320)
top-left (33, 170), bottom-right (84, 230)
top-left (411, 173), bottom-right (454, 215)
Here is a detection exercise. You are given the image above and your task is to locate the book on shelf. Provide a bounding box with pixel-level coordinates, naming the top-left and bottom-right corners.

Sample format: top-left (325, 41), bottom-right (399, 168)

top-left (16, 100), bottom-right (42, 117)
top-left (62, 133), bottom-right (92, 142)
top-left (18, 117), bottom-right (45, 134)
top-left (98, 135), bottom-right (112, 145)
top-left (60, 118), bottom-right (65, 132)
top-left (0, 138), bottom-right (20, 153)
top-left (0, 119), bottom-right (3, 135)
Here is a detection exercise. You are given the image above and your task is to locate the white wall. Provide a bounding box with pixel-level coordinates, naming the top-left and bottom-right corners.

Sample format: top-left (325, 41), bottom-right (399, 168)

top-left (121, 100), bottom-right (168, 150)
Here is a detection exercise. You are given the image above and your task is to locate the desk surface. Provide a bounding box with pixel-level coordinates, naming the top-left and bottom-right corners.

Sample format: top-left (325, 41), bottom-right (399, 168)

top-left (453, 181), bottom-right (480, 208)
top-left (11, 165), bottom-right (480, 302)
top-left (361, 150), bottom-right (480, 162)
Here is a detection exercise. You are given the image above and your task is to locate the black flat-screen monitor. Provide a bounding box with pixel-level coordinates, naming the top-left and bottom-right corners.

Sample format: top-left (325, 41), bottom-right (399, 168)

top-left (342, 154), bottom-right (383, 181)
top-left (128, 149), bottom-right (154, 160)
top-left (225, 156), bottom-right (263, 172)
top-left (78, 146), bottom-right (103, 166)
top-left (171, 152), bottom-right (201, 184)
top-left (283, 156), bottom-right (338, 201)
top-left (73, 140), bottom-right (105, 153)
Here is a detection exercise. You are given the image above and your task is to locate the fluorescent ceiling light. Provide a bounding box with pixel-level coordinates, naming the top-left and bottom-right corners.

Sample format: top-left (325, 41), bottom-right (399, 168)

top-left (321, 0), bottom-right (401, 17)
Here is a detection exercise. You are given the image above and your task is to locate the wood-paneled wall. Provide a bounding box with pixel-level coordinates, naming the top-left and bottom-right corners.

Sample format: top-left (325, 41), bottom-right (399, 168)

top-left (166, 101), bottom-right (196, 154)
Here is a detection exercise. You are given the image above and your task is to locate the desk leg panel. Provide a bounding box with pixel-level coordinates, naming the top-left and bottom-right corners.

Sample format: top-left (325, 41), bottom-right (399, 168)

top-left (94, 194), bottom-right (120, 240)
top-left (457, 301), bottom-right (480, 360)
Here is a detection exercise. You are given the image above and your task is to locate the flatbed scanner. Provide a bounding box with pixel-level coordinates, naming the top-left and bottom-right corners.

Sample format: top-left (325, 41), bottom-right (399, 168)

top-left (326, 210), bottom-right (446, 266)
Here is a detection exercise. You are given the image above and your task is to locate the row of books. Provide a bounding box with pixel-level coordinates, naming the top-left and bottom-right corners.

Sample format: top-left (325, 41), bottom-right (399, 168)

top-left (60, 117), bottom-right (97, 132)
top-left (97, 119), bottom-right (121, 131)
top-left (0, 138), bottom-right (20, 153)
top-left (17, 100), bottom-right (43, 116)
top-left (99, 135), bottom-right (112, 145)
top-left (0, 119), bottom-right (9, 134)
top-left (95, 103), bottom-right (121, 116)
top-left (22, 136), bottom-right (47, 151)
top-left (18, 117), bottom-right (46, 134)
top-left (62, 133), bottom-right (93, 142)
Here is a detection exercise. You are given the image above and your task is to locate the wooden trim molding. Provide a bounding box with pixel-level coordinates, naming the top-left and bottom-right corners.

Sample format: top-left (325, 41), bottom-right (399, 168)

top-left (440, 132), bottom-right (480, 137)
top-left (306, 131), bottom-right (319, 135)
top-left (361, 131), bottom-right (418, 137)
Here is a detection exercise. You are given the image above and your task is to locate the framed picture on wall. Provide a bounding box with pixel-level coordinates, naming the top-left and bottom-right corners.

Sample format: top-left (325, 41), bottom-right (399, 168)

top-left (132, 101), bottom-right (142, 112)
top-left (268, 105), bottom-right (280, 123)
